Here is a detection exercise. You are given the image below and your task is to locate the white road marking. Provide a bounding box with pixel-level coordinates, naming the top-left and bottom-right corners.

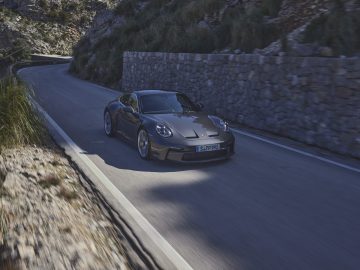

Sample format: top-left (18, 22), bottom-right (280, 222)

top-left (32, 99), bottom-right (194, 270)
top-left (231, 129), bottom-right (360, 174)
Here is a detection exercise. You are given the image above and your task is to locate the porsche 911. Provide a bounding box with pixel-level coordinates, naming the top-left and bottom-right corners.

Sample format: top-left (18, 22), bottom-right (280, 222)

top-left (104, 90), bottom-right (235, 162)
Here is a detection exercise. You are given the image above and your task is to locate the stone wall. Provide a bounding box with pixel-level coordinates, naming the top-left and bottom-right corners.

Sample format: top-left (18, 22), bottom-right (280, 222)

top-left (122, 51), bottom-right (360, 158)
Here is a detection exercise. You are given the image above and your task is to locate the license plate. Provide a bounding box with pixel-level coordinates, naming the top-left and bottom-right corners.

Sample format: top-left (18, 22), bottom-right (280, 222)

top-left (196, 144), bottom-right (220, 152)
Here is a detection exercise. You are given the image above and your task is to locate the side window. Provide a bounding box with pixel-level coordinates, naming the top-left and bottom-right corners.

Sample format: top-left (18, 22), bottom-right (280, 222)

top-left (120, 94), bottom-right (130, 105)
top-left (128, 94), bottom-right (139, 112)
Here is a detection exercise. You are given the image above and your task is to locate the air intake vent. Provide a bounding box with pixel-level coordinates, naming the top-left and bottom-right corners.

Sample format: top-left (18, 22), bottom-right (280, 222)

top-left (185, 130), bottom-right (199, 139)
top-left (207, 131), bottom-right (219, 137)
top-left (185, 135), bottom-right (199, 139)
top-left (185, 134), bottom-right (199, 139)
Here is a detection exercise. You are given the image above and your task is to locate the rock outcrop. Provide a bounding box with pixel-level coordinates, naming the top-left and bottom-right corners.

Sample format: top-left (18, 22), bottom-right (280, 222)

top-left (0, 0), bottom-right (118, 56)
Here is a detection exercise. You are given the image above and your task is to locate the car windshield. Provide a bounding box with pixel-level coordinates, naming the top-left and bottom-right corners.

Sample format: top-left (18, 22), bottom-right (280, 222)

top-left (140, 93), bottom-right (198, 114)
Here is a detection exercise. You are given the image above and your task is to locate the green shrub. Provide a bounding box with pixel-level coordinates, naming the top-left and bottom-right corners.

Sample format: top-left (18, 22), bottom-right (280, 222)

top-left (1, 40), bottom-right (31, 63)
top-left (47, 6), bottom-right (71, 24)
top-left (38, 0), bottom-right (48, 9)
top-left (63, 2), bottom-right (78, 12)
top-left (231, 8), bottom-right (280, 52)
top-left (303, 1), bottom-right (360, 56)
top-left (204, 0), bottom-right (224, 13)
top-left (144, 0), bottom-right (171, 10)
top-left (183, 26), bottom-right (216, 53)
top-left (161, 25), bottom-right (188, 52)
top-left (58, 10), bottom-right (71, 23)
top-left (114, 0), bottom-right (137, 17)
top-left (179, 0), bottom-right (224, 25)
top-left (180, 2), bottom-right (202, 24)
top-left (0, 77), bottom-right (45, 151)
top-left (262, 0), bottom-right (283, 17)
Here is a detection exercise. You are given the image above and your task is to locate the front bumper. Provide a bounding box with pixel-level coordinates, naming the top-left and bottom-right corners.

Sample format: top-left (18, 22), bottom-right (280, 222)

top-left (149, 134), bottom-right (235, 163)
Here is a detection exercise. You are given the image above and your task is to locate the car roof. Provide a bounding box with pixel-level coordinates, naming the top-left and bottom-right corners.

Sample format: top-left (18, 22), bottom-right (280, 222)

top-left (132, 90), bottom-right (179, 97)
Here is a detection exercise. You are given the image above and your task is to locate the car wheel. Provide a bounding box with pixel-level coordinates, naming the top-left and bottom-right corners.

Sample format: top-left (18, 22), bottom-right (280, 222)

top-left (137, 129), bottom-right (151, 160)
top-left (104, 110), bottom-right (115, 137)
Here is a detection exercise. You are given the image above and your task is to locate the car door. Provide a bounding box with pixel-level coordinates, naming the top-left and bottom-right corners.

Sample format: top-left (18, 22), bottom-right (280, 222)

top-left (116, 94), bottom-right (130, 136)
top-left (121, 94), bottom-right (141, 140)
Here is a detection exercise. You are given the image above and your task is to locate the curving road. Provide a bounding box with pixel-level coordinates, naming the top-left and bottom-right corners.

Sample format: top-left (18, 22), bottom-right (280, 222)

top-left (20, 64), bottom-right (360, 270)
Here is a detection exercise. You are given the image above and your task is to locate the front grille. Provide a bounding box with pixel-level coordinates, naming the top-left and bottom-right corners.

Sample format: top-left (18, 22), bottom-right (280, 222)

top-left (182, 149), bottom-right (228, 161)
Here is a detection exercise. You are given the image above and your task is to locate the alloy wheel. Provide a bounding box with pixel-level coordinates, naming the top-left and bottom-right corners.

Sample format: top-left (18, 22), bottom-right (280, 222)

top-left (104, 111), bottom-right (112, 136)
top-left (137, 129), bottom-right (150, 159)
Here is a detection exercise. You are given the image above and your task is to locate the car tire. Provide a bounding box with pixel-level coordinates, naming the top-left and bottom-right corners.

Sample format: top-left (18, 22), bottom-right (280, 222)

top-left (104, 110), bottom-right (115, 137)
top-left (137, 129), bottom-right (151, 160)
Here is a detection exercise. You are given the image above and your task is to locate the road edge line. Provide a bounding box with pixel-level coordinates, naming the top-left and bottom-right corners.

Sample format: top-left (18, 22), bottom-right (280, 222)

top-left (32, 99), bottom-right (194, 270)
top-left (231, 129), bottom-right (360, 174)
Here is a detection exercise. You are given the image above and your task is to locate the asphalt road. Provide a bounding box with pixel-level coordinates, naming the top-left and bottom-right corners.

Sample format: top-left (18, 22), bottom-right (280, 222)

top-left (20, 64), bottom-right (360, 270)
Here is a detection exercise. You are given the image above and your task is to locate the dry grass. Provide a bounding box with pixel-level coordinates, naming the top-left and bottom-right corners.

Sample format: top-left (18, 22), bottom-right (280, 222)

top-left (0, 170), bottom-right (5, 184)
top-left (39, 174), bottom-right (61, 189)
top-left (59, 226), bottom-right (72, 234)
top-left (0, 258), bottom-right (22, 270)
top-left (50, 158), bottom-right (62, 167)
top-left (58, 186), bottom-right (78, 202)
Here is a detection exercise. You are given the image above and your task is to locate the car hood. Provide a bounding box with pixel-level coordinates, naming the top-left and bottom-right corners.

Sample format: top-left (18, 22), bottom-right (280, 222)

top-left (145, 113), bottom-right (219, 139)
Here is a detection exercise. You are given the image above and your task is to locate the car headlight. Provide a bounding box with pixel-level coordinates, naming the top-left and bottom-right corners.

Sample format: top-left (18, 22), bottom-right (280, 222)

top-left (208, 116), bottom-right (230, 132)
top-left (156, 123), bottom-right (173, 138)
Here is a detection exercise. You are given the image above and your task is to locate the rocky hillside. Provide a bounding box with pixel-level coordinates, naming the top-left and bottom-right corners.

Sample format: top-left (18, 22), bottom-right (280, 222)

top-left (70, 0), bottom-right (360, 88)
top-left (0, 0), bottom-right (118, 57)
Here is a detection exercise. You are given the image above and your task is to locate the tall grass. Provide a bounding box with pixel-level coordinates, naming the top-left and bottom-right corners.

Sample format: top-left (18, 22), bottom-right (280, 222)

top-left (0, 77), bottom-right (45, 151)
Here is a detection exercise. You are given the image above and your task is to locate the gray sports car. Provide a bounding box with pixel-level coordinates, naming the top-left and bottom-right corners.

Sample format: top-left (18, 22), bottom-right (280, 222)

top-left (104, 90), bottom-right (235, 162)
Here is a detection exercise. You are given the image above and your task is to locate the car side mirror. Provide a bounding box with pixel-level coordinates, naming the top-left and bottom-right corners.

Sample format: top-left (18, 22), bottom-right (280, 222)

top-left (123, 106), bottom-right (135, 113)
top-left (197, 103), bottom-right (204, 110)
